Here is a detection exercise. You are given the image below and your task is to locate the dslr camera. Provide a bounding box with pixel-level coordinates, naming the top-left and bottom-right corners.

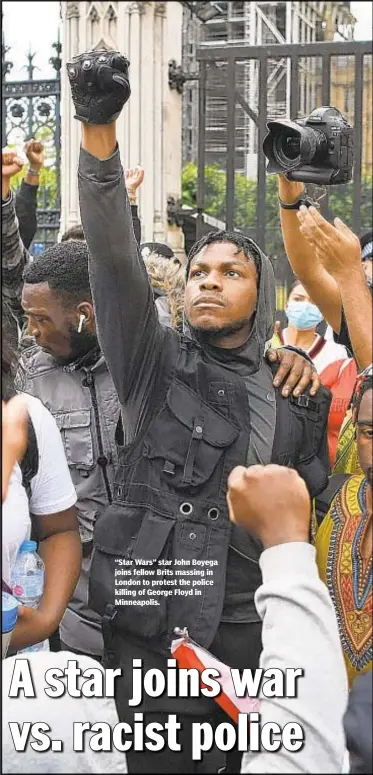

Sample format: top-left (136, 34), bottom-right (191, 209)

top-left (263, 106), bottom-right (354, 185)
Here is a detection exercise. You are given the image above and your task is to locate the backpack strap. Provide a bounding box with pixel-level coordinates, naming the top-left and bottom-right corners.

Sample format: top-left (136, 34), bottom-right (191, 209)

top-left (315, 474), bottom-right (350, 527)
top-left (20, 415), bottom-right (39, 501)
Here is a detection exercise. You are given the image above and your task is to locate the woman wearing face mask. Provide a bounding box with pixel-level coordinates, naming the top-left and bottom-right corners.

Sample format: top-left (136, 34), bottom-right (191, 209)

top-left (275, 280), bottom-right (357, 466)
top-left (278, 280), bottom-right (348, 370)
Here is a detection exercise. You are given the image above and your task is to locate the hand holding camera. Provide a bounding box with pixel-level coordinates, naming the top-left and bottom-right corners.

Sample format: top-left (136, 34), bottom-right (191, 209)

top-left (263, 106), bottom-right (354, 186)
top-left (66, 50), bottom-right (131, 125)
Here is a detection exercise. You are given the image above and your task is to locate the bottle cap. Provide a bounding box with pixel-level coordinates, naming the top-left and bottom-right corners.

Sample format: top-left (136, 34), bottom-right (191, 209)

top-left (19, 540), bottom-right (37, 554)
top-left (2, 592), bottom-right (19, 633)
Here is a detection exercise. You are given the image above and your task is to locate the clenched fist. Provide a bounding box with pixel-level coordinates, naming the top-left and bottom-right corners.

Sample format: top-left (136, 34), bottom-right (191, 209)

top-left (227, 464), bottom-right (311, 549)
top-left (2, 149), bottom-right (23, 200)
top-left (2, 149), bottom-right (23, 181)
top-left (66, 49), bottom-right (130, 125)
top-left (25, 139), bottom-right (45, 171)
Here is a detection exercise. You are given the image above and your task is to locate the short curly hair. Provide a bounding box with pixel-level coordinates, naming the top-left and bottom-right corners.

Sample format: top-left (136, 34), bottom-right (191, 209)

top-left (186, 230), bottom-right (262, 282)
top-left (23, 241), bottom-right (91, 307)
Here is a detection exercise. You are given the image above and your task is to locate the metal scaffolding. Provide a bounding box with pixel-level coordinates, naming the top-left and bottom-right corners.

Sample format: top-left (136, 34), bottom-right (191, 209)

top-left (182, 1), bottom-right (357, 170)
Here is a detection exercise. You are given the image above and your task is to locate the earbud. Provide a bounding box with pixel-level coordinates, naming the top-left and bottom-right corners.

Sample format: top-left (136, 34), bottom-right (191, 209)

top-left (77, 314), bottom-right (85, 334)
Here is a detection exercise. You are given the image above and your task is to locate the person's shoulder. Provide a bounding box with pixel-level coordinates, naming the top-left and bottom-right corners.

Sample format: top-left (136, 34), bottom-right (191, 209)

top-left (324, 339), bottom-right (349, 359)
top-left (19, 394), bottom-right (63, 461)
top-left (327, 472), bottom-right (364, 505)
top-left (344, 472), bottom-right (366, 495)
top-left (20, 393), bottom-right (55, 436)
top-left (19, 344), bottom-right (57, 377)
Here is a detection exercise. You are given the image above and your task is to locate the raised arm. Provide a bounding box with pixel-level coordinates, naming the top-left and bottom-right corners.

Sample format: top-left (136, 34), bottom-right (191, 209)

top-left (126, 166), bottom-right (144, 245)
top-left (68, 50), bottom-right (161, 406)
top-left (2, 151), bottom-right (31, 329)
top-left (228, 465), bottom-right (348, 774)
top-left (15, 140), bottom-right (45, 250)
top-left (278, 175), bottom-right (342, 332)
top-left (297, 206), bottom-right (372, 370)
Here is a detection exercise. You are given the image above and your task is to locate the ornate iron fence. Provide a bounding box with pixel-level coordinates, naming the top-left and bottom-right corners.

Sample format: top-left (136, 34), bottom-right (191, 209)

top-left (195, 39), bottom-right (372, 312)
top-left (2, 36), bottom-right (61, 254)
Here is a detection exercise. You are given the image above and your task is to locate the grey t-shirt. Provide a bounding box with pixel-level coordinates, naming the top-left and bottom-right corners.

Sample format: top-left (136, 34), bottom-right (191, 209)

top-left (244, 362), bottom-right (276, 467)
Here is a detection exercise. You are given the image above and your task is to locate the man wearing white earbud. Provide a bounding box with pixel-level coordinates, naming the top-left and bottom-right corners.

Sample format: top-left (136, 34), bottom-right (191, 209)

top-left (10, 237), bottom-right (120, 662)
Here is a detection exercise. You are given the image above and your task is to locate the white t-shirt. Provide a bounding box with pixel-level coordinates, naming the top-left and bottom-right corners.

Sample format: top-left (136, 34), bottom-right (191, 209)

top-left (2, 394), bottom-right (77, 586)
top-left (3, 651), bottom-right (126, 774)
top-left (282, 329), bottom-right (349, 375)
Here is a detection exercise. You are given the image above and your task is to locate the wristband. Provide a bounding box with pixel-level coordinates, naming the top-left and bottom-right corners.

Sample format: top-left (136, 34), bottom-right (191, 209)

top-left (279, 195), bottom-right (313, 211)
top-left (28, 168), bottom-right (41, 176)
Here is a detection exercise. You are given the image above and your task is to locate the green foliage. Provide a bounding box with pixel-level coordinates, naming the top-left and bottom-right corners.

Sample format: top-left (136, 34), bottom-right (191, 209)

top-left (9, 164), bottom-right (57, 209)
top-left (182, 162), bottom-right (372, 257)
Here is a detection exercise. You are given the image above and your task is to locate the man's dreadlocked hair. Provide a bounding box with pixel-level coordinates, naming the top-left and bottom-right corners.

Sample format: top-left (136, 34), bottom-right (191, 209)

top-left (186, 231), bottom-right (262, 282)
top-left (351, 365), bottom-right (373, 424)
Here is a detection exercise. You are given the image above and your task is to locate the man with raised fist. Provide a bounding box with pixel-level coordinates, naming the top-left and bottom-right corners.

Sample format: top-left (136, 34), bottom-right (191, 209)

top-left (67, 49), bottom-right (332, 773)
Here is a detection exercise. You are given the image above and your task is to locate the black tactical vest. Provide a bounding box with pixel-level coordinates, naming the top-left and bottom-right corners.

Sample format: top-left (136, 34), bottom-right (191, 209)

top-left (90, 336), bottom-right (331, 656)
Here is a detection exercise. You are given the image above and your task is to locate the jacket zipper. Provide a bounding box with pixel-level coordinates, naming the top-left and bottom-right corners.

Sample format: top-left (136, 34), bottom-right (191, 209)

top-left (84, 370), bottom-right (112, 505)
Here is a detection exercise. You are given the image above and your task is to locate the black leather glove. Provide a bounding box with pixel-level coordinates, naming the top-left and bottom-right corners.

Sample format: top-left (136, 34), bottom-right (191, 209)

top-left (66, 50), bottom-right (130, 125)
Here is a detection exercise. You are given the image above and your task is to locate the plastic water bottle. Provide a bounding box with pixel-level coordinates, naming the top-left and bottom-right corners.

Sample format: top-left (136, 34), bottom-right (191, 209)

top-left (2, 592), bottom-right (19, 658)
top-left (11, 540), bottom-right (49, 653)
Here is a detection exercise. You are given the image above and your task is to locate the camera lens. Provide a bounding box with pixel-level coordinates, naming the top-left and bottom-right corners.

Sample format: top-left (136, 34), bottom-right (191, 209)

top-left (284, 136), bottom-right (301, 159)
top-left (273, 128), bottom-right (301, 168)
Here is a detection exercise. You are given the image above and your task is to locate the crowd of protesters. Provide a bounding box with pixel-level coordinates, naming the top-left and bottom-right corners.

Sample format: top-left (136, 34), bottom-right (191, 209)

top-left (1, 48), bottom-right (372, 775)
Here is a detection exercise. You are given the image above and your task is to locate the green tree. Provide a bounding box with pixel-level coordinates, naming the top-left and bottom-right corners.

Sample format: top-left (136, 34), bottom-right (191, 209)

top-left (182, 162), bottom-right (372, 257)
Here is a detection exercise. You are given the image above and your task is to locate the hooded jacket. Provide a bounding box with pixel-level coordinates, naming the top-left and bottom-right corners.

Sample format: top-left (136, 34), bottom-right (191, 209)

top-left (77, 146), bottom-right (331, 657)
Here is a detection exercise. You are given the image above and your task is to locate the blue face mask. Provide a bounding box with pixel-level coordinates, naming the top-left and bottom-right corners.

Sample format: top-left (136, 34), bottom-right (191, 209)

top-left (286, 300), bottom-right (324, 331)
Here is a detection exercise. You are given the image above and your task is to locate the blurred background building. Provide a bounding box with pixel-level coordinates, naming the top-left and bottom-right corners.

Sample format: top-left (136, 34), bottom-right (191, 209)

top-left (181, 2), bottom-right (367, 174)
top-left (60, 1), bottom-right (185, 256)
top-left (2, 1), bottom-right (371, 257)
top-left (57, 1), bottom-right (373, 252)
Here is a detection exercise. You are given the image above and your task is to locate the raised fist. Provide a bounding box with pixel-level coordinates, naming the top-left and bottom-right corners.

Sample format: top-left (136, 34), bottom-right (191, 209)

top-left (227, 464), bottom-right (311, 549)
top-left (2, 149), bottom-right (23, 180)
top-left (24, 139), bottom-right (45, 170)
top-left (66, 49), bottom-right (130, 125)
top-left (2, 149), bottom-right (23, 200)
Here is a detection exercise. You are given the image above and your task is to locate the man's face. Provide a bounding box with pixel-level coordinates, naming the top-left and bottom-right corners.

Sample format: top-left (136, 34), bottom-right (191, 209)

top-left (184, 242), bottom-right (258, 340)
top-left (357, 388), bottom-right (373, 485)
top-left (22, 282), bottom-right (95, 365)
